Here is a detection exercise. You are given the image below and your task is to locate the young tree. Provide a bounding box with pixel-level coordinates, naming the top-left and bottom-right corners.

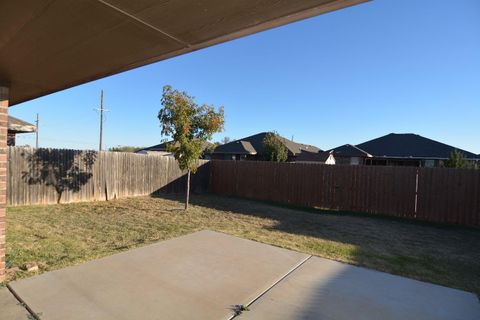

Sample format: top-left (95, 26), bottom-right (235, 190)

top-left (262, 132), bottom-right (288, 162)
top-left (158, 85), bottom-right (224, 210)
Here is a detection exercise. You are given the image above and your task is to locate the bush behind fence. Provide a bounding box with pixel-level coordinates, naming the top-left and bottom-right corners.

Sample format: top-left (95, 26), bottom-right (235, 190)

top-left (7, 147), bottom-right (209, 206)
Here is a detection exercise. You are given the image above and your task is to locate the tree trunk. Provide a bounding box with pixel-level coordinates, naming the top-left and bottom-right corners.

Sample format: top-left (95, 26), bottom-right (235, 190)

top-left (185, 170), bottom-right (190, 210)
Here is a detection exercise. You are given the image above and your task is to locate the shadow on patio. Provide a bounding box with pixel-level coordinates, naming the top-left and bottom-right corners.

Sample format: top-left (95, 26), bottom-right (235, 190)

top-left (238, 256), bottom-right (480, 320)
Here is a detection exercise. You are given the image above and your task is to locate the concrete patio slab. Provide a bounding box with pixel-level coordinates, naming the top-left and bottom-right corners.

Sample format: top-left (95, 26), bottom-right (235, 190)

top-left (8, 230), bottom-right (308, 320)
top-left (0, 287), bottom-right (31, 319)
top-left (239, 256), bottom-right (480, 320)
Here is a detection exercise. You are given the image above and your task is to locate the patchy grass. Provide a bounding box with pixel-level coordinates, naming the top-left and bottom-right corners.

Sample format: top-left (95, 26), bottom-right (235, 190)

top-left (6, 194), bottom-right (480, 296)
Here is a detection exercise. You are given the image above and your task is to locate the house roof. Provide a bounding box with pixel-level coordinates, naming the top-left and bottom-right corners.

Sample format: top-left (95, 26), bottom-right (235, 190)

top-left (327, 144), bottom-right (372, 157)
top-left (214, 140), bottom-right (257, 155)
top-left (213, 132), bottom-right (321, 156)
top-left (138, 141), bottom-right (170, 152)
top-left (356, 133), bottom-right (479, 159)
top-left (1, 0), bottom-right (367, 106)
top-left (138, 140), bottom-right (213, 153)
top-left (278, 137), bottom-right (321, 155)
top-left (8, 116), bottom-right (36, 133)
top-left (296, 151), bottom-right (333, 162)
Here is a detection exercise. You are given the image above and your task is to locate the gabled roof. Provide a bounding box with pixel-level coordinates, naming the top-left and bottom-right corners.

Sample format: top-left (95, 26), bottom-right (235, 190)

top-left (138, 140), bottom-right (213, 153)
top-left (278, 136), bottom-right (321, 155)
top-left (327, 144), bottom-right (371, 157)
top-left (8, 116), bottom-right (36, 133)
top-left (296, 151), bottom-right (333, 162)
top-left (356, 133), bottom-right (478, 159)
top-left (215, 140), bottom-right (257, 155)
top-left (213, 132), bottom-right (321, 156)
top-left (139, 141), bottom-right (170, 152)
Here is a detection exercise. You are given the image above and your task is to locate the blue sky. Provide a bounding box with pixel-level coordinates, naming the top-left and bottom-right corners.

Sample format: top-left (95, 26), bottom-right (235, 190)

top-left (10, 0), bottom-right (480, 153)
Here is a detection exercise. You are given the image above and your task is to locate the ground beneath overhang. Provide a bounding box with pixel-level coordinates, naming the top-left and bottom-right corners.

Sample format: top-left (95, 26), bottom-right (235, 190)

top-left (5, 230), bottom-right (480, 319)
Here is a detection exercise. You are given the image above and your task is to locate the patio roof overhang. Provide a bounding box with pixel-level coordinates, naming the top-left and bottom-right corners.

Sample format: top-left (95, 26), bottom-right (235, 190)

top-left (0, 0), bottom-right (367, 106)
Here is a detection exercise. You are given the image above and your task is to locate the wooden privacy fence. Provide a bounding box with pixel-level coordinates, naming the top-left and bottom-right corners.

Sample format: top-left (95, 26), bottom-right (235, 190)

top-left (210, 160), bottom-right (480, 227)
top-left (7, 147), bottom-right (209, 206)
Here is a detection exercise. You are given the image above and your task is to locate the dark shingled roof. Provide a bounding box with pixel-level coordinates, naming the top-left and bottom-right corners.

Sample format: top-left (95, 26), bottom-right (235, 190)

top-left (356, 133), bottom-right (478, 159)
top-left (214, 140), bottom-right (257, 155)
top-left (296, 151), bottom-right (333, 162)
top-left (213, 132), bottom-right (321, 156)
top-left (138, 140), bottom-right (213, 153)
top-left (139, 141), bottom-right (170, 152)
top-left (327, 144), bottom-right (371, 158)
top-left (8, 116), bottom-right (36, 133)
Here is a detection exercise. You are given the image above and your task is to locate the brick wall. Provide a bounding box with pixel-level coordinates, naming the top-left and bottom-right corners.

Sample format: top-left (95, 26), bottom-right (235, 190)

top-left (0, 87), bottom-right (8, 282)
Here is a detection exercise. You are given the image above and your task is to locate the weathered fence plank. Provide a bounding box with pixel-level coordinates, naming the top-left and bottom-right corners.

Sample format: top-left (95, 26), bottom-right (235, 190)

top-left (7, 147), bottom-right (209, 206)
top-left (9, 148), bottom-right (480, 227)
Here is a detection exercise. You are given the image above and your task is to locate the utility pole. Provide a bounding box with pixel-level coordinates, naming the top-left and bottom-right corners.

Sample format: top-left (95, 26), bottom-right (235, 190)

top-left (99, 90), bottom-right (104, 151)
top-left (35, 113), bottom-right (39, 148)
top-left (94, 90), bottom-right (109, 152)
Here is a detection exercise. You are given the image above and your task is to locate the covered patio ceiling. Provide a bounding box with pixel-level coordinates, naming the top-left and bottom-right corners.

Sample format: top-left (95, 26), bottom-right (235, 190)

top-left (0, 0), bottom-right (367, 106)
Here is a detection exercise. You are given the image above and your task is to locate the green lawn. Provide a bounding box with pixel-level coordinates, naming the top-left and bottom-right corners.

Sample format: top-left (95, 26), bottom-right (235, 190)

top-left (5, 194), bottom-right (480, 296)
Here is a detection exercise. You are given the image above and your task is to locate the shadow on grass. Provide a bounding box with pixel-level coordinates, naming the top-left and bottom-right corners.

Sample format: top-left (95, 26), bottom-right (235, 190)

top-left (154, 193), bottom-right (480, 296)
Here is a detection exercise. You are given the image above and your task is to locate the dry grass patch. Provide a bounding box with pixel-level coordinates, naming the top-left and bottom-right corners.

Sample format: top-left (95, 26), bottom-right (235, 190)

top-left (6, 194), bottom-right (480, 296)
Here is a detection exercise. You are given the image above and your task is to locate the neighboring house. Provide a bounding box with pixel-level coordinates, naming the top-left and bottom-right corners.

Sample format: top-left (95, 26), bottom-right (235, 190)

top-left (8, 116), bottom-right (36, 146)
top-left (327, 144), bottom-right (372, 165)
top-left (296, 151), bottom-right (336, 165)
top-left (136, 140), bottom-right (214, 159)
top-left (212, 132), bottom-right (322, 162)
top-left (136, 141), bottom-right (173, 156)
top-left (328, 133), bottom-right (479, 167)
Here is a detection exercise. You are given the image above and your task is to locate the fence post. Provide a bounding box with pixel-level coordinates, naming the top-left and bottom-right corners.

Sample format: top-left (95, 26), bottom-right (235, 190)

top-left (414, 168), bottom-right (419, 217)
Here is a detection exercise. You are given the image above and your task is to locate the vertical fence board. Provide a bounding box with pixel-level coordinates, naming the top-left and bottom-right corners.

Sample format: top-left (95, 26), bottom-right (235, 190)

top-left (210, 160), bottom-right (479, 227)
top-left (7, 147), bottom-right (209, 207)
top-left (8, 149), bottom-right (480, 227)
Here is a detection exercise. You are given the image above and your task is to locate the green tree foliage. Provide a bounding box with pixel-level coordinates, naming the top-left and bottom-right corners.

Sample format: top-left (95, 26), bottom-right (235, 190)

top-left (443, 150), bottom-right (478, 169)
top-left (204, 141), bottom-right (220, 155)
top-left (108, 146), bottom-right (144, 153)
top-left (262, 132), bottom-right (288, 162)
top-left (158, 85), bottom-right (224, 209)
top-left (445, 150), bottom-right (466, 168)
